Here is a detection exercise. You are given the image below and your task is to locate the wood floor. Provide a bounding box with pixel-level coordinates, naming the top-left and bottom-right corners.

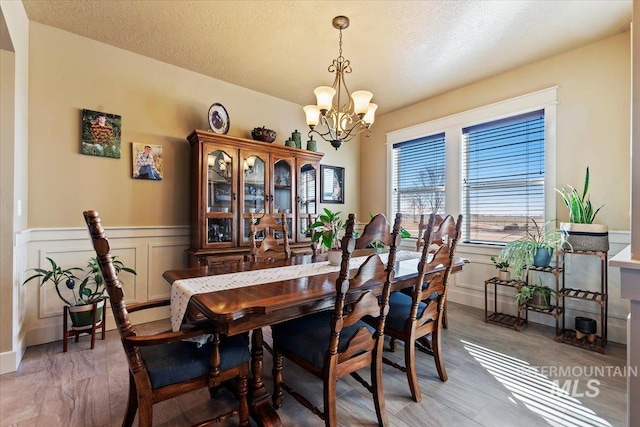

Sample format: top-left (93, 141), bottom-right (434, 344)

top-left (0, 302), bottom-right (627, 426)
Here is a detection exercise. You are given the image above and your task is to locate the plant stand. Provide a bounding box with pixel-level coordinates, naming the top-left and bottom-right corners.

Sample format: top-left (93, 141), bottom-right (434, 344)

top-left (516, 256), bottom-right (565, 337)
top-left (62, 301), bottom-right (106, 352)
top-left (484, 277), bottom-right (528, 331)
top-left (556, 249), bottom-right (608, 354)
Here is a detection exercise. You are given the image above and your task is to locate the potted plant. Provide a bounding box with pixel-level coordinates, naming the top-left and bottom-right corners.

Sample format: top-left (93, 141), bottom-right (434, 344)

top-left (499, 218), bottom-right (562, 280)
top-left (515, 283), bottom-right (556, 310)
top-left (490, 255), bottom-right (511, 281)
top-left (311, 208), bottom-right (345, 265)
top-left (365, 213), bottom-right (411, 252)
top-left (23, 256), bottom-right (136, 328)
top-left (555, 166), bottom-right (608, 252)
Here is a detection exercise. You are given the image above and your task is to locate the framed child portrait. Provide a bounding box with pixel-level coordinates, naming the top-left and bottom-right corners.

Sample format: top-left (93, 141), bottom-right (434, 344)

top-left (81, 109), bottom-right (122, 158)
top-left (132, 143), bottom-right (163, 180)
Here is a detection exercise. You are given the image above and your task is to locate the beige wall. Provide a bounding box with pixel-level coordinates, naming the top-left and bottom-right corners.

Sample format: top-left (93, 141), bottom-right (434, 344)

top-left (362, 32), bottom-right (631, 232)
top-left (27, 22), bottom-right (360, 229)
top-left (0, 48), bottom-right (16, 356)
top-left (0, 0), bottom-right (29, 372)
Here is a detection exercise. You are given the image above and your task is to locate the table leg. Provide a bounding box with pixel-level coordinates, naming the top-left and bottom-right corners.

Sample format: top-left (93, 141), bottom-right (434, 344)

top-left (250, 328), bottom-right (282, 427)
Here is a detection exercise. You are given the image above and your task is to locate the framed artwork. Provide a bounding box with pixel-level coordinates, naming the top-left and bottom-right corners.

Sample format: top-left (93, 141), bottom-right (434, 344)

top-left (81, 109), bottom-right (122, 158)
top-left (320, 165), bottom-right (344, 204)
top-left (132, 143), bottom-right (163, 180)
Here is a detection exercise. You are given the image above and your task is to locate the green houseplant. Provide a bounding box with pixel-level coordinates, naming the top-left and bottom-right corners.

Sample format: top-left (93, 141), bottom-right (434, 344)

top-left (515, 283), bottom-right (556, 310)
top-left (311, 208), bottom-right (345, 265)
top-left (23, 256), bottom-right (136, 328)
top-left (366, 213), bottom-right (411, 251)
top-left (499, 218), bottom-right (562, 280)
top-left (555, 166), bottom-right (608, 252)
top-left (490, 255), bottom-right (511, 281)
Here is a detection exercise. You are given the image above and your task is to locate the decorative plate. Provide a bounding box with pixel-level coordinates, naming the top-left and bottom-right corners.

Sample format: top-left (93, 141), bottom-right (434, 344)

top-left (208, 103), bottom-right (230, 134)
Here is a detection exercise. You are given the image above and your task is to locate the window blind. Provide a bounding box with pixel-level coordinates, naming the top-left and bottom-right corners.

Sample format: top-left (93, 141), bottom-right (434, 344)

top-left (300, 164), bottom-right (316, 215)
top-left (392, 133), bottom-right (445, 237)
top-left (462, 110), bottom-right (545, 244)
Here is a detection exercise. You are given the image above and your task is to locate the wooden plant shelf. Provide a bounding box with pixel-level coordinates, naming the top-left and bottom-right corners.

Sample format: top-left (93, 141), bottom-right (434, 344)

top-left (556, 328), bottom-right (606, 354)
top-left (486, 312), bottom-right (527, 331)
top-left (484, 277), bottom-right (527, 331)
top-left (520, 304), bottom-right (563, 318)
top-left (524, 264), bottom-right (564, 274)
top-left (557, 249), bottom-right (608, 354)
top-left (559, 287), bottom-right (606, 305)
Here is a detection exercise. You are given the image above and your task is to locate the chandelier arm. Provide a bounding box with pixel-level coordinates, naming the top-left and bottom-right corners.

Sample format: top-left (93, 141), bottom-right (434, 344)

top-left (336, 119), bottom-right (366, 143)
top-left (319, 114), bottom-right (338, 141)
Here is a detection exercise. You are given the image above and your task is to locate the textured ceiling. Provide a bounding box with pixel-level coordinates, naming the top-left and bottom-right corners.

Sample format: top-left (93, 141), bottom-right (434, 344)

top-left (22, 0), bottom-right (632, 115)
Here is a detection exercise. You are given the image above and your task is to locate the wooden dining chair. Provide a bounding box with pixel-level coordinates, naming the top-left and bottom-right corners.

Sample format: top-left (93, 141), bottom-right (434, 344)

top-left (383, 213), bottom-right (462, 402)
top-left (271, 213), bottom-right (402, 427)
top-left (415, 213), bottom-right (452, 328)
top-left (247, 212), bottom-right (291, 261)
top-left (83, 210), bottom-right (251, 427)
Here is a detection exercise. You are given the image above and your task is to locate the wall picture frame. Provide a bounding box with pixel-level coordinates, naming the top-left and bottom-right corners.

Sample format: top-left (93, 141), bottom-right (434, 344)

top-left (132, 142), bottom-right (163, 180)
top-left (81, 109), bottom-right (122, 158)
top-left (320, 165), bottom-right (344, 204)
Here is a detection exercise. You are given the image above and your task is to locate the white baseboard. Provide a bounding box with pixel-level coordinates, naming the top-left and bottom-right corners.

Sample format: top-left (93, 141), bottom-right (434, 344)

top-left (0, 341), bottom-right (25, 374)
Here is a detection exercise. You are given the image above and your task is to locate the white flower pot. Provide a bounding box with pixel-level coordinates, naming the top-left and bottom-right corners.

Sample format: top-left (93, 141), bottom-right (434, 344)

top-left (327, 250), bottom-right (342, 266)
top-left (498, 270), bottom-right (511, 281)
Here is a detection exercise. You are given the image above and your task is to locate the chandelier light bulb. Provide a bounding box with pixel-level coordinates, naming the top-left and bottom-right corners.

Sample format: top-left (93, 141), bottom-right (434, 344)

top-left (303, 105), bottom-right (320, 127)
top-left (363, 103), bottom-right (378, 125)
top-left (351, 91), bottom-right (373, 116)
top-left (314, 86), bottom-right (336, 112)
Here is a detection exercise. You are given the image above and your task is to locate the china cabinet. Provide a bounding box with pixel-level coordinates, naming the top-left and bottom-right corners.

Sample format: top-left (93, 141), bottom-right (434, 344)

top-left (186, 130), bottom-right (324, 267)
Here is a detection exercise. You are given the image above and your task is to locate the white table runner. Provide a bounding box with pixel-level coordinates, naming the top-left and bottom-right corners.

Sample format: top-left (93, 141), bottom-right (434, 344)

top-left (170, 250), bottom-right (421, 331)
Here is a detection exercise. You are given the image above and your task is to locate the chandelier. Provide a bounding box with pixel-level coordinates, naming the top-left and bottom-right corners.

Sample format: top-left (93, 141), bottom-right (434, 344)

top-left (303, 16), bottom-right (377, 150)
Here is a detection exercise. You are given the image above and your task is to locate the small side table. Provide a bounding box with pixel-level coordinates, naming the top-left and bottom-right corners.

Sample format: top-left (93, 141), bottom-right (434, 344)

top-left (62, 301), bottom-right (106, 352)
top-left (484, 277), bottom-right (527, 331)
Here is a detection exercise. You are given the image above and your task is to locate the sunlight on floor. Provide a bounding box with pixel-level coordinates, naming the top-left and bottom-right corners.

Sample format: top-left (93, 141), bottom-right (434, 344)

top-left (461, 340), bottom-right (611, 427)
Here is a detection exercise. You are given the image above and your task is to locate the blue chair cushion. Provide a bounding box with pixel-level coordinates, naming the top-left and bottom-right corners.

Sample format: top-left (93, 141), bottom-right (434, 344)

top-left (272, 311), bottom-right (375, 368)
top-left (401, 286), bottom-right (439, 300)
top-left (139, 334), bottom-right (250, 389)
top-left (386, 291), bottom-right (428, 332)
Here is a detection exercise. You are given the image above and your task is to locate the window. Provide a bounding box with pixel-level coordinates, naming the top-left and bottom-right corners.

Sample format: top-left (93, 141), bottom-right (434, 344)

top-left (391, 133), bottom-right (445, 237)
top-left (386, 87), bottom-right (557, 247)
top-left (462, 110), bottom-right (545, 244)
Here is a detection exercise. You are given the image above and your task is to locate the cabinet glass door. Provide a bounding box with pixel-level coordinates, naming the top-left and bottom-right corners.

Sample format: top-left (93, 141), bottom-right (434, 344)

top-left (206, 148), bottom-right (235, 245)
top-left (207, 149), bottom-right (234, 214)
top-left (243, 154), bottom-right (266, 213)
top-left (298, 163), bottom-right (318, 241)
top-left (241, 152), bottom-right (268, 244)
top-left (273, 158), bottom-right (294, 239)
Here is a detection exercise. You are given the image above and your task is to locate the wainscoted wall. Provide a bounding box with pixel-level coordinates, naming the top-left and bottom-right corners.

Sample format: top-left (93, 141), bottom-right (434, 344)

top-left (446, 231), bottom-right (630, 345)
top-left (19, 224), bottom-right (191, 348)
top-left (19, 226), bottom-right (630, 352)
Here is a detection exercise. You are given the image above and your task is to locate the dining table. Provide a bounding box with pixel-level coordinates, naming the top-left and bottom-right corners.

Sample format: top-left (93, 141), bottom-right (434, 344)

top-left (163, 249), bottom-right (467, 426)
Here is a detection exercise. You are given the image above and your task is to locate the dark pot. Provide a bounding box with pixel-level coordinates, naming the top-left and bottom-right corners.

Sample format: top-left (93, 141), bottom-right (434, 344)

top-left (575, 316), bottom-right (597, 334)
top-left (528, 291), bottom-right (551, 310)
top-left (68, 300), bottom-right (105, 330)
top-left (533, 247), bottom-right (553, 267)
